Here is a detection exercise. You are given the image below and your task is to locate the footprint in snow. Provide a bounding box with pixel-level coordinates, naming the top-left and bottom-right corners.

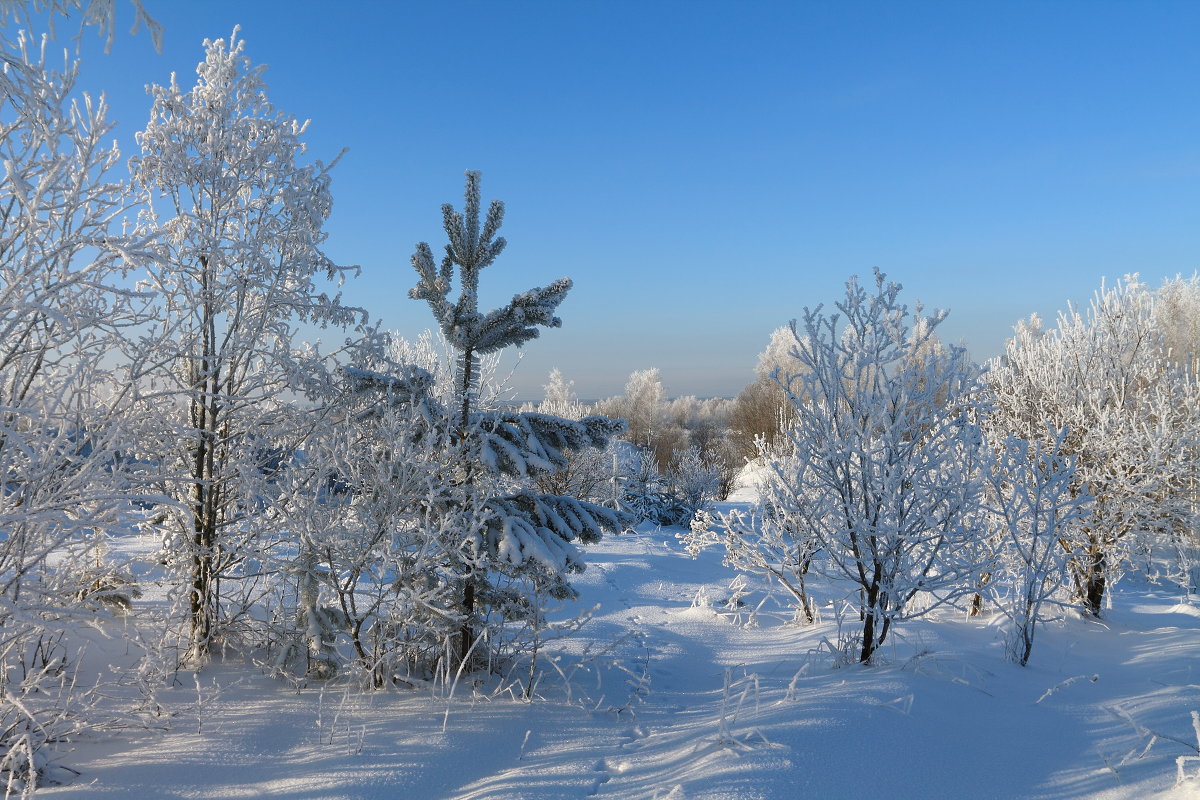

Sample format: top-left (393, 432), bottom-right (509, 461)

top-left (588, 759), bottom-right (612, 795)
top-left (620, 725), bottom-right (649, 749)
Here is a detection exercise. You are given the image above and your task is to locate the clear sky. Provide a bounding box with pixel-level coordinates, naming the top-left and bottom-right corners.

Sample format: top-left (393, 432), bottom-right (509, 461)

top-left (55, 0), bottom-right (1200, 401)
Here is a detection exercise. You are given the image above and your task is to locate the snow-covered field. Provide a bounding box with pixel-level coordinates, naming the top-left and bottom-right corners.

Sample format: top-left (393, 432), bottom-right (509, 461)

top-left (39, 502), bottom-right (1200, 800)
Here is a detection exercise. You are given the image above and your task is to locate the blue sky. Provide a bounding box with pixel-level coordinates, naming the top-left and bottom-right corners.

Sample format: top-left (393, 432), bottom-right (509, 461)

top-left (60, 0), bottom-right (1200, 400)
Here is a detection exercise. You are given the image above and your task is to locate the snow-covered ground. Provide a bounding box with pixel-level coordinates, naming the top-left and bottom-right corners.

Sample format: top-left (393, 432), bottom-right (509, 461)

top-left (41, 504), bottom-right (1200, 800)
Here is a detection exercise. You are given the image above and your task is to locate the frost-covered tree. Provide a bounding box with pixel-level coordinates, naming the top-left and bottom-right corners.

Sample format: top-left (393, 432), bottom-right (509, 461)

top-left (0, 5), bottom-right (156, 788)
top-left (1147, 275), bottom-right (1200, 596)
top-left (407, 171), bottom-right (630, 667)
top-left (755, 324), bottom-right (799, 381)
top-left (668, 445), bottom-right (720, 518)
top-left (728, 378), bottom-right (790, 462)
top-left (538, 368), bottom-right (580, 419)
top-left (0, 0), bottom-right (160, 53)
top-left (663, 396), bottom-right (730, 455)
top-left (1156, 274), bottom-right (1200, 374)
top-left (663, 395), bottom-right (740, 500)
top-left (130, 30), bottom-right (365, 662)
top-left (611, 368), bottom-right (661, 451)
top-left (683, 438), bottom-right (822, 623)
top-left (983, 428), bottom-right (1092, 665)
top-left (598, 369), bottom-right (721, 474)
top-left (987, 276), bottom-right (1200, 616)
top-left (613, 368), bottom-right (675, 462)
top-left (726, 328), bottom-right (805, 463)
top-left (610, 441), bottom-right (721, 529)
top-left (615, 448), bottom-right (673, 524)
top-left (766, 270), bottom-right (988, 662)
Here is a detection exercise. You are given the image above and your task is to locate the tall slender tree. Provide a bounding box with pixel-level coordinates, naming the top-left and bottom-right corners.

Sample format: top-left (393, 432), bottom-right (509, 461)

top-left (131, 29), bottom-right (364, 662)
top-left (0, 3), bottom-right (157, 784)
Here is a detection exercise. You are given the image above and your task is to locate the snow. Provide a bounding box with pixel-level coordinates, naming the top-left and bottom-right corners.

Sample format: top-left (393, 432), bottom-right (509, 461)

top-left (726, 459), bottom-right (769, 503)
top-left (40, 507), bottom-right (1200, 799)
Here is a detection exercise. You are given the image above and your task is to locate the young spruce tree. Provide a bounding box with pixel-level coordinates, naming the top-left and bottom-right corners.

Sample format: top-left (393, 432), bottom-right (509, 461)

top-left (404, 171), bottom-right (632, 668)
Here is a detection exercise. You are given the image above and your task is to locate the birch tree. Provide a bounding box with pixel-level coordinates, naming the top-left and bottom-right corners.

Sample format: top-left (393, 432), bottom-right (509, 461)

top-left (131, 29), bottom-right (365, 663)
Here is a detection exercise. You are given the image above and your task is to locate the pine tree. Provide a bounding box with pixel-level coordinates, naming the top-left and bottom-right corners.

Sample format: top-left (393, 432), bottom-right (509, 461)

top-left (406, 171), bottom-right (631, 667)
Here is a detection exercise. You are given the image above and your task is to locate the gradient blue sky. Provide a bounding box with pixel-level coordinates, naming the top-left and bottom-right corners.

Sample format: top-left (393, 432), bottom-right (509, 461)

top-left (62, 1), bottom-right (1200, 400)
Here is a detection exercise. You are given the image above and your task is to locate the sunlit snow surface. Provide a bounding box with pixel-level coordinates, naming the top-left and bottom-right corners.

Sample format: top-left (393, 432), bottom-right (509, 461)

top-left (41, 495), bottom-right (1200, 799)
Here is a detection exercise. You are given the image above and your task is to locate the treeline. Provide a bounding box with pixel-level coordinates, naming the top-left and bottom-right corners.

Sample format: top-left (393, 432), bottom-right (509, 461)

top-left (528, 355), bottom-right (798, 525)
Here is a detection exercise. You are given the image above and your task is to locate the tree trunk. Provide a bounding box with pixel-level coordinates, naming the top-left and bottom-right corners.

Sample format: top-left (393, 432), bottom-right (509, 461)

top-left (859, 582), bottom-right (880, 662)
top-left (458, 578), bottom-right (476, 668)
top-left (1076, 544), bottom-right (1107, 617)
top-left (453, 346), bottom-right (481, 671)
top-left (860, 614), bottom-right (875, 662)
top-left (968, 572), bottom-right (992, 617)
top-left (189, 405), bottom-right (215, 661)
top-left (1083, 571), bottom-right (1107, 617)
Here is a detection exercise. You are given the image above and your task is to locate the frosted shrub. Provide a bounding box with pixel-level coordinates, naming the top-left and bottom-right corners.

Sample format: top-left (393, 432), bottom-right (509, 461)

top-left (983, 428), bottom-right (1092, 665)
top-left (668, 446), bottom-right (721, 518)
top-left (760, 271), bottom-right (988, 662)
top-left (680, 442), bottom-right (821, 624)
top-left (532, 370), bottom-right (617, 504)
top-left (269, 361), bottom-right (470, 685)
top-left (619, 449), bottom-right (690, 526)
top-left (987, 277), bottom-right (1200, 615)
top-left (722, 452), bottom-right (822, 624)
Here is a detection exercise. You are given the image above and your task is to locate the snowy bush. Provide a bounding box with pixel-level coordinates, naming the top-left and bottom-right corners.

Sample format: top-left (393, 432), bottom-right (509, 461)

top-left (271, 361), bottom-right (484, 685)
top-left (758, 270), bottom-right (989, 662)
top-left (982, 427), bottom-right (1092, 665)
top-left (987, 276), bottom-right (1200, 615)
top-left (619, 449), bottom-right (691, 527)
top-left (717, 451), bottom-right (823, 624)
top-left (531, 370), bottom-right (618, 505)
top-left (668, 445), bottom-right (721, 518)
